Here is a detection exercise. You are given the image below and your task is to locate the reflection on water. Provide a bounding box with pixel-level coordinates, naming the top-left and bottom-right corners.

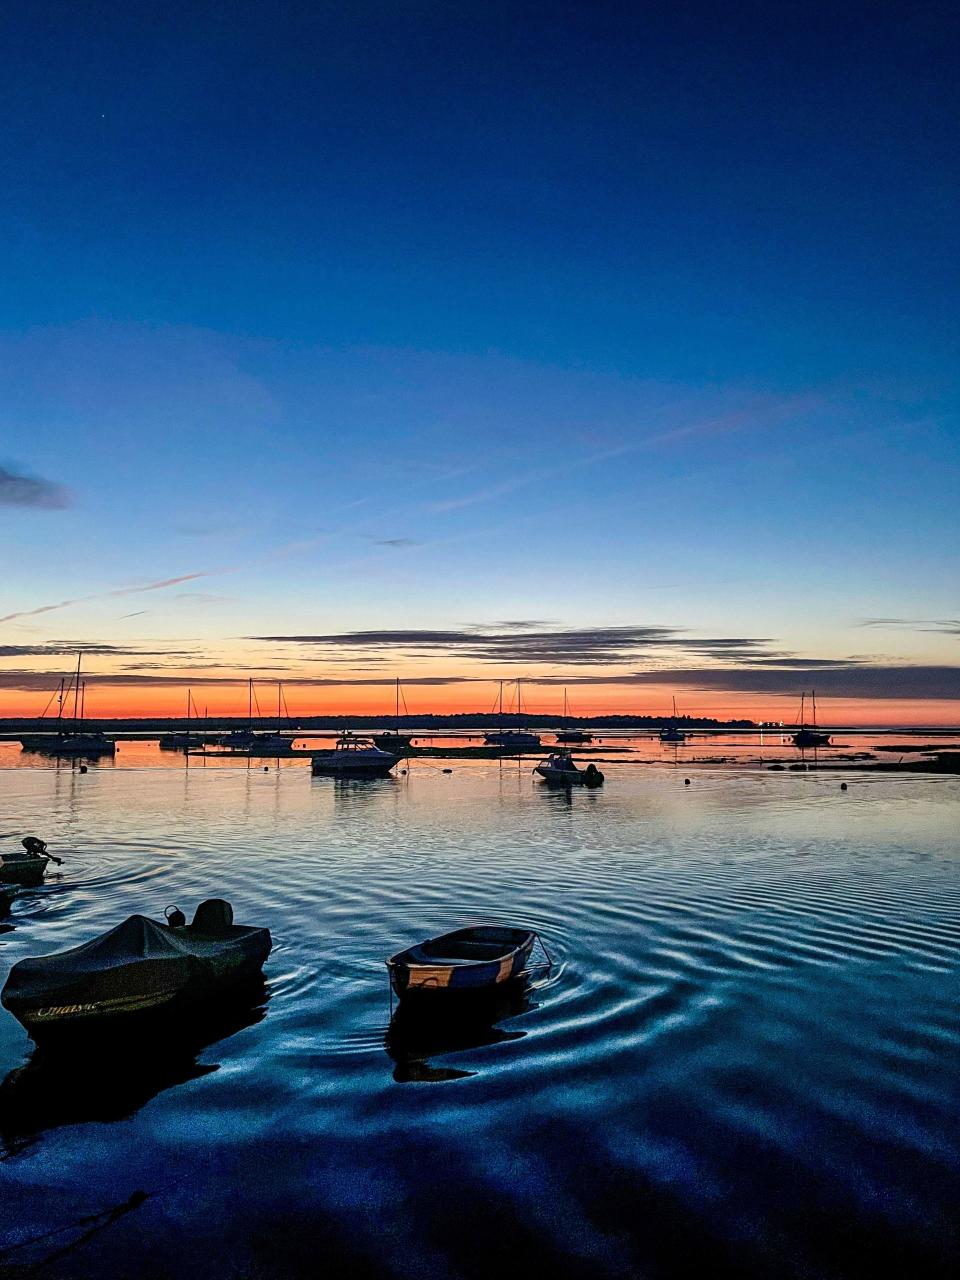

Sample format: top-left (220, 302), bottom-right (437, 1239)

top-left (386, 981), bottom-right (534, 1083)
top-left (0, 981), bottom-right (269, 1151)
top-left (0, 752), bottom-right (957, 1278)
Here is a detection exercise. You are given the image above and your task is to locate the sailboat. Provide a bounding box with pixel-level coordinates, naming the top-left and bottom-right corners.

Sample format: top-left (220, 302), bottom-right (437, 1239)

top-left (26, 656), bottom-right (116, 756)
top-left (159, 691), bottom-right (198, 750)
top-left (792, 691), bottom-right (831, 747)
top-left (220, 678), bottom-right (260, 749)
top-left (555, 689), bottom-right (593, 743)
top-left (224, 680), bottom-right (292, 752)
top-left (483, 679), bottom-right (541, 748)
top-left (659, 696), bottom-right (687, 743)
top-left (373, 677), bottom-right (414, 753)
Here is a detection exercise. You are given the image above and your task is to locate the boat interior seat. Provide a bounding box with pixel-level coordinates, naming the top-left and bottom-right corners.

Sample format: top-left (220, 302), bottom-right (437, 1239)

top-left (420, 942), bottom-right (511, 963)
top-left (191, 898), bottom-right (234, 935)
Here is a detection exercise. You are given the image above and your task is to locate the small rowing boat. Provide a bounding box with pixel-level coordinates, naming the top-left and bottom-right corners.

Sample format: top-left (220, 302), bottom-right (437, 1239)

top-left (1, 898), bottom-right (271, 1042)
top-left (387, 924), bottom-right (536, 1000)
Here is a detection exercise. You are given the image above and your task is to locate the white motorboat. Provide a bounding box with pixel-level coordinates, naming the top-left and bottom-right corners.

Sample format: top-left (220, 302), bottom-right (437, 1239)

top-left (311, 733), bottom-right (400, 777)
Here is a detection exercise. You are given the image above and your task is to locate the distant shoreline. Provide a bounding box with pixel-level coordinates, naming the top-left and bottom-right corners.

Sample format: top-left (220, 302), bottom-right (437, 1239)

top-left (1, 716), bottom-right (959, 738)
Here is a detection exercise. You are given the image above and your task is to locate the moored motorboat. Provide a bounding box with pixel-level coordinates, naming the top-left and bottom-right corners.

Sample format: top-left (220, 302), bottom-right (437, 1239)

top-left (1, 899), bottom-right (271, 1042)
top-left (387, 924), bottom-right (537, 1000)
top-left (311, 733), bottom-right (400, 777)
top-left (0, 837), bottom-right (61, 885)
top-left (535, 752), bottom-right (604, 786)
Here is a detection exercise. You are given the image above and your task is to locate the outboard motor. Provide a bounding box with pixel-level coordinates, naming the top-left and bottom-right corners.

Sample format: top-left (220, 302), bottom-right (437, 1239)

top-left (21, 837), bottom-right (47, 858)
top-left (191, 899), bottom-right (234, 936)
top-left (164, 905), bottom-right (187, 928)
top-left (583, 764), bottom-right (605, 788)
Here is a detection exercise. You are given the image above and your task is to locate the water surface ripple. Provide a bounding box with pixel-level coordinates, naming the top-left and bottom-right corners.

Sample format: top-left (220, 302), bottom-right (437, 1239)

top-left (0, 757), bottom-right (957, 1279)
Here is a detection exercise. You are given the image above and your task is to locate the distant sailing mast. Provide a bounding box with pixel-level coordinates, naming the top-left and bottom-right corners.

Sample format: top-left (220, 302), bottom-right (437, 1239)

top-left (482, 678), bottom-right (541, 748)
top-left (659, 695), bottom-right (687, 743)
top-left (372, 676), bottom-right (413, 753)
top-left (792, 689), bottom-right (831, 747)
top-left (556, 688), bottom-right (593, 743)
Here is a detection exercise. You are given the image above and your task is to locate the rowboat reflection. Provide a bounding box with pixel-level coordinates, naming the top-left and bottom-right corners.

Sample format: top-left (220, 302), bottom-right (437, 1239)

top-left (385, 980), bottom-right (534, 1083)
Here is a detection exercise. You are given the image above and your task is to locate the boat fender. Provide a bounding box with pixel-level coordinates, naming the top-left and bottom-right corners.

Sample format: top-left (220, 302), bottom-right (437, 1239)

top-left (21, 836), bottom-right (48, 857)
top-left (165, 905), bottom-right (187, 928)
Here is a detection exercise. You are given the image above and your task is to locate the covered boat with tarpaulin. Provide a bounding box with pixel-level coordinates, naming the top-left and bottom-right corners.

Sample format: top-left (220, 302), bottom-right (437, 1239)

top-left (1, 899), bottom-right (271, 1042)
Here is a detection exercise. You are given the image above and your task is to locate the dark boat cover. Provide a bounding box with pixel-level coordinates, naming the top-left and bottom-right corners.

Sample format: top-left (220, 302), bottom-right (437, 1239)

top-left (2, 912), bottom-right (271, 1021)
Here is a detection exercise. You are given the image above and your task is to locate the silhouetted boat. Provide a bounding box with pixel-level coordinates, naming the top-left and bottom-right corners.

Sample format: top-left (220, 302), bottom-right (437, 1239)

top-left (535, 751), bottom-right (604, 786)
top-left (484, 678), bottom-right (541, 748)
top-left (311, 733), bottom-right (400, 777)
top-left (659, 696), bottom-right (687, 742)
top-left (159, 689), bottom-right (198, 749)
top-left (793, 691), bottom-right (831, 747)
top-left (22, 655), bottom-right (116, 756)
top-left (373, 676), bottom-right (414, 753)
top-left (555, 689), bottom-right (593, 743)
top-left (387, 924), bottom-right (536, 1000)
top-left (0, 837), bottom-right (61, 886)
top-left (1, 899), bottom-right (271, 1042)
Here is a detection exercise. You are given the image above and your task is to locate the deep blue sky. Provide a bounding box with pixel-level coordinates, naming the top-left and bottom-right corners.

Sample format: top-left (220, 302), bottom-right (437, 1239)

top-left (1, 1), bottom-right (957, 718)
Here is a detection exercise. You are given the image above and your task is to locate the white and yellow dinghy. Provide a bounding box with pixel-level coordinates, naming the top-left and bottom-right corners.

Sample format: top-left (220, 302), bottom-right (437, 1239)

top-left (387, 924), bottom-right (539, 1000)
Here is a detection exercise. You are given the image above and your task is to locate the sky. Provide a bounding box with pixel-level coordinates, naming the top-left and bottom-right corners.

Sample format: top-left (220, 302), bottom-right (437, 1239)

top-left (1, 0), bottom-right (958, 724)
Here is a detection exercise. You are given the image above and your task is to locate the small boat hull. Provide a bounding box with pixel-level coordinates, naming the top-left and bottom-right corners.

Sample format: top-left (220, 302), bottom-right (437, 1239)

top-left (793, 730), bottom-right (831, 747)
top-left (311, 758), bottom-right (399, 777)
top-left (387, 925), bottom-right (536, 1000)
top-left (535, 757), bottom-right (604, 787)
top-left (0, 855), bottom-right (50, 886)
top-left (483, 732), bottom-right (542, 748)
top-left (1, 909), bottom-right (272, 1043)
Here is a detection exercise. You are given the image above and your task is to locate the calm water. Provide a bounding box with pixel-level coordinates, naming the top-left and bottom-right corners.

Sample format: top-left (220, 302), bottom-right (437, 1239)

top-left (0, 747), bottom-right (957, 1278)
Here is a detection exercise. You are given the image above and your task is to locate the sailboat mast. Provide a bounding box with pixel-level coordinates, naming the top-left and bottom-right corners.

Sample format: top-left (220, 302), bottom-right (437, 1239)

top-left (248, 677), bottom-right (253, 726)
top-left (396, 676), bottom-right (400, 721)
top-left (80, 681), bottom-right (86, 727)
top-left (812, 689), bottom-right (817, 728)
top-left (73, 652), bottom-right (82, 730)
top-left (278, 681), bottom-right (282, 732)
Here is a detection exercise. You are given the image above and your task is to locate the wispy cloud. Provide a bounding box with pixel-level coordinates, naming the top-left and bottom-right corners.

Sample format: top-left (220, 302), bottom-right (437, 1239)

top-left (0, 464), bottom-right (70, 509)
top-left (0, 570), bottom-right (219, 625)
top-left (249, 624), bottom-right (781, 666)
top-left (859, 618), bottom-right (960, 635)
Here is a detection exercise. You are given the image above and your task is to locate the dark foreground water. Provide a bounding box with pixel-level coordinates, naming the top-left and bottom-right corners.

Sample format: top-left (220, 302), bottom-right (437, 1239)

top-left (0, 753), bottom-right (957, 1279)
